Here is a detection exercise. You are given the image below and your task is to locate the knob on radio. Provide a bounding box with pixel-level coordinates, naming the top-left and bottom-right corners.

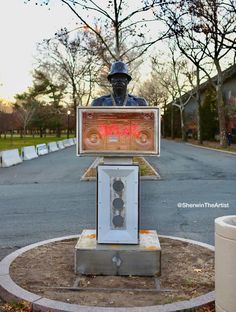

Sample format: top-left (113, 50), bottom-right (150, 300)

top-left (111, 178), bottom-right (125, 229)
top-left (135, 129), bottom-right (152, 148)
top-left (84, 128), bottom-right (102, 147)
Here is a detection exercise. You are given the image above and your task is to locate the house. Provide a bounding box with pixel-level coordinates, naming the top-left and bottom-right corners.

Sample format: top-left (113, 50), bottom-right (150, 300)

top-left (173, 64), bottom-right (236, 137)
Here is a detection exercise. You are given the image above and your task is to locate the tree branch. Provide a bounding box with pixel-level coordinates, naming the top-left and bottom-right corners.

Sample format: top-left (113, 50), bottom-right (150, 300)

top-left (61, 0), bottom-right (117, 59)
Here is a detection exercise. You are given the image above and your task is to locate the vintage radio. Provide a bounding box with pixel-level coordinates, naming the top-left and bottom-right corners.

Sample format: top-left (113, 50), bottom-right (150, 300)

top-left (77, 106), bottom-right (160, 156)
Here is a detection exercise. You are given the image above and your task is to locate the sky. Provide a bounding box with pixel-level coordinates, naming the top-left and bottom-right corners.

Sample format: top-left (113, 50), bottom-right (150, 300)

top-left (0, 0), bottom-right (78, 101)
top-left (0, 1), bottom-right (165, 102)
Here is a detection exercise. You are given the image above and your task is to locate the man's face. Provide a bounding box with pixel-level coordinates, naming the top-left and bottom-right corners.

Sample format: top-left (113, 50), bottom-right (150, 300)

top-left (110, 74), bottom-right (129, 93)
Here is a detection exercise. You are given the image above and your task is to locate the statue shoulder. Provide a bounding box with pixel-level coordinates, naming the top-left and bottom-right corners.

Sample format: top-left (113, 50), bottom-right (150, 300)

top-left (91, 94), bottom-right (112, 106)
top-left (128, 94), bottom-right (148, 106)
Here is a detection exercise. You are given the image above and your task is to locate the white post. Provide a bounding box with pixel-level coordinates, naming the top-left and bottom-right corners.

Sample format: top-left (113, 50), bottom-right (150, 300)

top-left (215, 215), bottom-right (236, 312)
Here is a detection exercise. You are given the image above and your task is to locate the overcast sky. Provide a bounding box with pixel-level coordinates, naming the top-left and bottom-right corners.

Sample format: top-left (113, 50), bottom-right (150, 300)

top-left (0, 1), bottom-right (165, 102)
top-left (0, 0), bottom-right (78, 101)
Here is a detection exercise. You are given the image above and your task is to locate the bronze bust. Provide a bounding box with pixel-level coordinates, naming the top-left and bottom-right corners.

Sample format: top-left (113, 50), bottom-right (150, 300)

top-left (91, 61), bottom-right (148, 106)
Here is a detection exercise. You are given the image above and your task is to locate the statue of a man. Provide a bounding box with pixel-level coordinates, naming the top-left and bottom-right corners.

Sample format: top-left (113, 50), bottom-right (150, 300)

top-left (91, 61), bottom-right (148, 106)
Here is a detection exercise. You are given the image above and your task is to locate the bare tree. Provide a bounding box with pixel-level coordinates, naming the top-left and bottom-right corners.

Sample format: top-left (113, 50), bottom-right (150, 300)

top-left (137, 69), bottom-right (170, 137)
top-left (27, 0), bottom-right (169, 63)
top-left (14, 92), bottom-right (38, 137)
top-left (152, 48), bottom-right (194, 141)
top-left (155, 5), bottom-right (210, 143)
top-left (154, 0), bottom-right (236, 146)
top-left (137, 74), bottom-right (168, 107)
top-left (36, 28), bottom-right (98, 112)
top-left (169, 49), bottom-right (193, 141)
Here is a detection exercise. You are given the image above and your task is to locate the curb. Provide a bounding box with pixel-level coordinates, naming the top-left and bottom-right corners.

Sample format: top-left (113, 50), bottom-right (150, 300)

top-left (0, 235), bottom-right (215, 312)
top-left (81, 157), bottom-right (161, 182)
top-left (186, 143), bottom-right (236, 155)
top-left (81, 175), bottom-right (160, 182)
top-left (140, 157), bottom-right (161, 180)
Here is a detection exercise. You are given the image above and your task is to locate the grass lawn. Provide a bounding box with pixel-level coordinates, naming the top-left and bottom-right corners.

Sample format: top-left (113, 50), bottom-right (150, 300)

top-left (0, 135), bottom-right (71, 152)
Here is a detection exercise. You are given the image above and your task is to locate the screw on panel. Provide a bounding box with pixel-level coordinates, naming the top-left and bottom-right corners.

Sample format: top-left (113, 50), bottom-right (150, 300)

top-left (111, 253), bottom-right (122, 275)
top-left (112, 255), bottom-right (122, 268)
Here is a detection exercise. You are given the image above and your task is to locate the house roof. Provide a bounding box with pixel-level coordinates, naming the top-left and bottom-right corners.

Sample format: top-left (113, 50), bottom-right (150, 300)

top-left (171, 63), bottom-right (236, 105)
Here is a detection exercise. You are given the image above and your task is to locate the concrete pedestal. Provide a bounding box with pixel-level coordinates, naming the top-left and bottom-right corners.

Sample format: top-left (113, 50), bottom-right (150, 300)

top-left (75, 229), bottom-right (161, 276)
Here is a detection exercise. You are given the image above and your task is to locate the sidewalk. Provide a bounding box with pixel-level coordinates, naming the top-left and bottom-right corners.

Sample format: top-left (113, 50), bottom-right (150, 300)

top-left (186, 139), bottom-right (236, 154)
top-left (165, 137), bottom-right (236, 154)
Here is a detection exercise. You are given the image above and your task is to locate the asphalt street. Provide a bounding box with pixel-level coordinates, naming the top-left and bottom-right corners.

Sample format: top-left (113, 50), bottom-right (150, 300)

top-left (0, 139), bottom-right (235, 259)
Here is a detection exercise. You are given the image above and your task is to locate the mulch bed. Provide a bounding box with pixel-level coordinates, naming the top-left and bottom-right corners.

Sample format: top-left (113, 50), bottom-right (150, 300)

top-left (8, 237), bottom-right (214, 308)
top-left (83, 156), bottom-right (159, 179)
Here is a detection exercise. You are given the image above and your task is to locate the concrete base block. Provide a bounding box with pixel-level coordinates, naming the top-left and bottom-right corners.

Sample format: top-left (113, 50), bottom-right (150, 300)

top-left (75, 229), bottom-right (161, 276)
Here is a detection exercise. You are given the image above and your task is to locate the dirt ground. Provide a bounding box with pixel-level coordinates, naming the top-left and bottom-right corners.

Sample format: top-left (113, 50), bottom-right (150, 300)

top-left (9, 237), bottom-right (214, 308)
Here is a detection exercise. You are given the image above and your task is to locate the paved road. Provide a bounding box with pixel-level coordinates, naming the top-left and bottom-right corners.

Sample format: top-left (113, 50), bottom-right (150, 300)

top-left (0, 140), bottom-right (235, 259)
top-left (145, 140), bottom-right (235, 244)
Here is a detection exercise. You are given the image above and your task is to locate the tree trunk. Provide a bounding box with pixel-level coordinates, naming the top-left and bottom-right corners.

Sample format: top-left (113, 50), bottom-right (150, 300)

top-left (23, 125), bottom-right (26, 138)
top-left (162, 102), bottom-right (168, 138)
top-left (56, 126), bottom-right (61, 138)
top-left (86, 70), bottom-right (93, 106)
top-left (215, 60), bottom-right (227, 147)
top-left (70, 78), bottom-right (77, 132)
top-left (180, 107), bottom-right (186, 141)
top-left (171, 104), bottom-right (174, 139)
top-left (114, 0), bottom-right (120, 59)
top-left (73, 101), bottom-right (76, 132)
top-left (162, 115), bottom-right (165, 138)
top-left (196, 67), bottom-right (202, 144)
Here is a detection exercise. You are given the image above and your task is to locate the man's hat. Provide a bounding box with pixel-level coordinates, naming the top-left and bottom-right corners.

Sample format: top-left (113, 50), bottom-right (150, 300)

top-left (107, 61), bottom-right (132, 82)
